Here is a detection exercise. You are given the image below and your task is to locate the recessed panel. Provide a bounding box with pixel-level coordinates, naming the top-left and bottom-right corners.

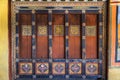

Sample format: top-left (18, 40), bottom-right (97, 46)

top-left (19, 14), bottom-right (32, 59)
top-left (68, 14), bottom-right (81, 59)
top-left (52, 14), bottom-right (65, 59)
top-left (85, 14), bottom-right (98, 59)
top-left (36, 14), bottom-right (48, 59)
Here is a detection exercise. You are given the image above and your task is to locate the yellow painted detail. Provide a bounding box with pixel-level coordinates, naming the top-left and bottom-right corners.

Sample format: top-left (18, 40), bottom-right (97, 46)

top-left (0, 0), bottom-right (9, 80)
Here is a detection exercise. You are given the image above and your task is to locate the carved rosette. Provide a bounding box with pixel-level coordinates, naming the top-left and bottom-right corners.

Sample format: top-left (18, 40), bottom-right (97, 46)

top-left (38, 26), bottom-right (47, 36)
top-left (69, 62), bottom-right (81, 74)
top-left (19, 62), bottom-right (32, 75)
top-left (86, 63), bottom-right (98, 75)
top-left (52, 62), bottom-right (65, 75)
top-left (54, 25), bottom-right (64, 36)
top-left (22, 25), bottom-right (32, 36)
top-left (36, 63), bottom-right (49, 74)
top-left (69, 25), bottom-right (80, 36)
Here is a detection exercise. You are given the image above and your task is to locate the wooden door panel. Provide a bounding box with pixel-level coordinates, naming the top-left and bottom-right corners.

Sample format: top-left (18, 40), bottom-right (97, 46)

top-left (36, 14), bottom-right (48, 58)
top-left (19, 14), bottom-right (32, 59)
top-left (85, 14), bottom-right (98, 59)
top-left (52, 14), bottom-right (65, 59)
top-left (68, 14), bottom-right (81, 59)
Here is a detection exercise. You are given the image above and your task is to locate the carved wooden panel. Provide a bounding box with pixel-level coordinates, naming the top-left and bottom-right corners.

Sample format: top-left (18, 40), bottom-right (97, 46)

top-left (85, 26), bottom-right (96, 36)
top-left (54, 25), bottom-right (64, 36)
top-left (19, 14), bottom-right (32, 59)
top-left (36, 14), bottom-right (48, 58)
top-left (52, 14), bottom-right (65, 59)
top-left (38, 26), bottom-right (47, 36)
top-left (85, 14), bottom-right (97, 59)
top-left (68, 14), bottom-right (81, 59)
top-left (70, 25), bottom-right (80, 36)
top-left (22, 25), bottom-right (32, 36)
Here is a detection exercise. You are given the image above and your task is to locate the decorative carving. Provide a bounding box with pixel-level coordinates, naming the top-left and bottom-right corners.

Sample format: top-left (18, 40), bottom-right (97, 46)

top-left (11, 1), bottom-right (105, 80)
top-left (54, 25), bottom-right (64, 36)
top-left (85, 26), bottom-right (96, 36)
top-left (38, 26), bottom-right (47, 36)
top-left (36, 63), bottom-right (49, 74)
top-left (70, 25), bottom-right (80, 36)
top-left (52, 62), bottom-right (65, 75)
top-left (19, 62), bottom-right (32, 75)
top-left (12, 2), bottom-right (105, 7)
top-left (69, 62), bottom-right (81, 74)
top-left (86, 63), bottom-right (98, 75)
top-left (22, 25), bottom-right (32, 36)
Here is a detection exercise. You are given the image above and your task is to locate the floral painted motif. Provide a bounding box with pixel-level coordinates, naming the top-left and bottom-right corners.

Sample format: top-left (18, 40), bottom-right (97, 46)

top-left (36, 63), bottom-right (49, 74)
top-left (71, 63), bottom-right (81, 73)
top-left (22, 64), bottom-right (32, 73)
top-left (54, 25), bottom-right (64, 36)
top-left (69, 62), bottom-right (82, 74)
top-left (55, 64), bottom-right (64, 73)
top-left (70, 25), bottom-right (80, 36)
top-left (38, 64), bottom-right (48, 73)
top-left (86, 63), bottom-right (98, 75)
top-left (53, 62), bottom-right (65, 74)
top-left (87, 64), bottom-right (97, 73)
top-left (38, 26), bottom-right (47, 36)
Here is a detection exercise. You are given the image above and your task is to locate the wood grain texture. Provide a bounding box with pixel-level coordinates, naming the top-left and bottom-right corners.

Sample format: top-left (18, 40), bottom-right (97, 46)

top-left (68, 14), bottom-right (81, 59)
top-left (86, 14), bottom-right (98, 59)
top-left (52, 14), bottom-right (65, 59)
top-left (19, 14), bottom-right (32, 59)
top-left (36, 14), bottom-right (48, 58)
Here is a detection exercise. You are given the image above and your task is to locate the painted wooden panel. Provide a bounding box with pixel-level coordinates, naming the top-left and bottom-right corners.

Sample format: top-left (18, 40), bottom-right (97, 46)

top-left (68, 14), bottom-right (81, 59)
top-left (52, 14), bottom-right (65, 59)
top-left (85, 14), bottom-right (98, 59)
top-left (19, 14), bottom-right (32, 59)
top-left (36, 14), bottom-right (48, 58)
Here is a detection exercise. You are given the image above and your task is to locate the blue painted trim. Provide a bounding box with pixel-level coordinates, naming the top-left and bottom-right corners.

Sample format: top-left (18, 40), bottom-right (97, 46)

top-left (99, 62), bottom-right (102, 75)
top-left (98, 13), bottom-right (103, 60)
top-left (48, 11), bottom-right (52, 59)
top-left (36, 10), bottom-right (48, 13)
top-left (19, 59), bottom-right (32, 62)
top-left (19, 75), bottom-right (33, 78)
top-left (86, 10), bottom-right (99, 13)
top-left (99, 14), bottom-right (103, 22)
top-left (16, 13), bottom-right (19, 22)
top-left (69, 10), bottom-right (82, 14)
top-left (48, 11), bottom-right (53, 76)
top-left (16, 62), bottom-right (19, 75)
top-left (53, 59), bottom-right (66, 62)
top-left (65, 13), bottom-right (69, 59)
top-left (36, 75), bottom-right (49, 78)
top-left (32, 62), bottom-right (35, 75)
top-left (52, 75), bottom-right (66, 78)
top-left (36, 59), bottom-right (49, 62)
top-left (52, 10), bottom-right (65, 14)
top-left (82, 13), bottom-right (86, 59)
top-left (19, 10), bottom-right (32, 13)
top-left (32, 13), bottom-right (36, 59)
top-left (69, 59), bottom-right (83, 62)
top-left (69, 75), bottom-right (82, 78)
top-left (82, 61), bottom-right (86, 76)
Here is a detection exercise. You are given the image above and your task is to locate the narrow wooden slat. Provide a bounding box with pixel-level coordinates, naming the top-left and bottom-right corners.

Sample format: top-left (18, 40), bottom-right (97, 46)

top-left (85, 14), bottom-right (98, 59)
top-left (19, 14), bottom-right (32, 59)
